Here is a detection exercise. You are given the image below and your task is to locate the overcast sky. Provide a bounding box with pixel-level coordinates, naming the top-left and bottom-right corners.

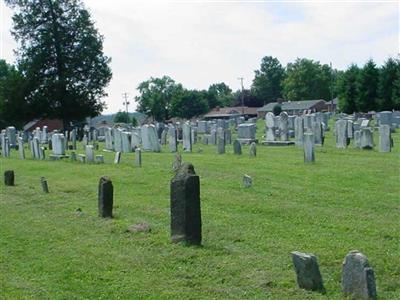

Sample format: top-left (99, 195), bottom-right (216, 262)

top-left (1, 0), bottom-right (398, 114)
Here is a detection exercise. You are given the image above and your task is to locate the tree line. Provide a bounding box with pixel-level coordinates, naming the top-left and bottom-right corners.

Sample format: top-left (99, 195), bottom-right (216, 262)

top-left (1, 0), bottom-right (399, 128)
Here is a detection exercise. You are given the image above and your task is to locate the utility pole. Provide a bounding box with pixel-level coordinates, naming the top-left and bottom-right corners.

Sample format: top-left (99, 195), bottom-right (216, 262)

top-left (238, 77), bottom-right (244, 115)
top-left (122, 92), bottom-right (130, 114)
top-left (330, 62), bottom-right (334, 113)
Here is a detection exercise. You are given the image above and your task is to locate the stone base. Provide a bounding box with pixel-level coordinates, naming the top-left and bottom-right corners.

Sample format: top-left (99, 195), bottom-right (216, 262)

top-left (236, 138), bottom-right (258, 145)
top-left (49, 154), bottom-right (70, 160)
top-left (262, 141), bottom-right (295, 146)
top-left (102, 149), bottom-right (114, 152)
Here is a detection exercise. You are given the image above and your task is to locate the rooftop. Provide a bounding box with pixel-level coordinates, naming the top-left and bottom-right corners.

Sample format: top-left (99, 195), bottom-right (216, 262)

top-left (257, 100), bottom-right (326, 112)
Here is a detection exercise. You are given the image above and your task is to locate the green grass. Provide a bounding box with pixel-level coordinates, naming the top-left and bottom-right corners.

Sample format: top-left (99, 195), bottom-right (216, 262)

top-left (1, 121), bottom-right (399, 299)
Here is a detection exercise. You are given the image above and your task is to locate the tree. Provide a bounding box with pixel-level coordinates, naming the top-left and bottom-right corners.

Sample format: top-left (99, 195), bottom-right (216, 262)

top-left (378, 57), bottom-right (400, 110)
top-left (233, 89), bottom-right (263, 107)
top-left (135, 76), bottom-right (183, 121)
top-left (114, 111), bottom-right (131, 124)
top-left (0, 59), bottom-right (27, 128)
top-left (357, 59), bottom-right (379, 112)
top-left (6, 0), bottom-right (112, 128)
top-left (272, 104), bottom-right (282, 116)
top-left (207, 83), bottom-right (234, 108)
top-left (251, 56), bottom-right (285, 104)
top-left (283, 58), bottom-right (332, 101)
top-left (337, 64), bottom-right (360, 114)
top-left (170, 89), bottom-right (209, 119)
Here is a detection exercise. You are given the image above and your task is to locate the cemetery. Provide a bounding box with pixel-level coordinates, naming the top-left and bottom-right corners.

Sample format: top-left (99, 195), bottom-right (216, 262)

top-left (1, 112), bottom-right (399, 299)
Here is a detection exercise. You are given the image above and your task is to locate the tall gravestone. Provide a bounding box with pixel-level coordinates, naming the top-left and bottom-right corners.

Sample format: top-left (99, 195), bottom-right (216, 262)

top-left (131, 131), bottom-right (141, 150)
top-left (233, 139), bottom-right (242, 155)
top-left (33, 137), bottom-right (40, 159)
top-left (121, 131), bottom-right (131, 153)
top-left (225, 128), bottom-right (232, 145)
top-left (347, 120), bottom-right (354, 139)
top-left (378, 125), bottom-right (391, 153)
top-left (341, 250), bottom-right (377, 300)
top-left (335, 119), bottom-right (348, 149)
top-left (52, 133), bottom-right (66, 156)
top-left (354, 130), bottom-right (362, 148)
top-left (210, 128), bottom-right (217, 145)
top-left (98, 176), bottom-right (113, 218)
top-left (249, 142), bottom-right (257, 157)
top-left (312, 121), bottom-right (324, 145)
top-left (6, 126), bottom-right (17, 148)
top-left (105, 127), bottom-right (113, 151)
top-left (279, 111), bottom-right (289, 141)
top-left (85, 145), bottom-right (95, 163)
top-left (135, 148), bottom-right (142, 167)
top-left (265, 112), bottom-right (276, 142)
top-left (182, 122), bottom-right (192, 152)
top-left (71, 128), bottom-right (77, 150)
top-left (303, 132), bottom-right (315, 163)
top-left (170, 163), bottom-right (201, 245)
top-left (18, 137), bottom-right (25, 159)
top-left (161, 129), bottom-right (168, 145)
top-left (168, 125), bottom-right (177, 152)
top-left (360, 128), bottom-right (374, 149)
top-left (217, 127), bottom-right (225, 154)
top-left (113, 129), bottom-right (123, 152)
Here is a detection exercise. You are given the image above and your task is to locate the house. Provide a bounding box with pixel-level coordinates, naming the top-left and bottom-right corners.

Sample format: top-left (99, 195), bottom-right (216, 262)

top-left (257, 100), bottom-right (328, 117)
top-left (203, 106), bottom-right (260, 120)
top-left (23, 118), bottom-right (64, 132)
top-left (326, 97), bottom-right (339, 112)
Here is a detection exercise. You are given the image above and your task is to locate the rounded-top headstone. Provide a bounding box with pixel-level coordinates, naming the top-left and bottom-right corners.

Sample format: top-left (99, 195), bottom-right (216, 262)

top-left (265, 112), bottom-right (275, 127)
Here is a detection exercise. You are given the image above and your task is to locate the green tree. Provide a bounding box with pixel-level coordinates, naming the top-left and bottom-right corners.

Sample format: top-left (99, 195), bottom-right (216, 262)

top-left (272, 104), bottom-right (282, 116)
top-left (135, 76), bottom-right (183, 121)
top-left (251, 56), bottom-right (285, 104)
top-left (207, 83), bottom-right (234, 108)
top-left (6, 0), bottom-right (112, 128)
top-left (337, 64), bottom-right (360, 114)
top-left (170, 89), bottom-right (209, 119)
top-left (378, 57), bottom-right (400, 110)
top-left (357, 59), bottom-right (379, 112)
top-left (0, 59), bottom-right (27, 128)
top-left (114, 111), bottom-right (131, 124)
top-left (283, 58), bottom-right (332, 101)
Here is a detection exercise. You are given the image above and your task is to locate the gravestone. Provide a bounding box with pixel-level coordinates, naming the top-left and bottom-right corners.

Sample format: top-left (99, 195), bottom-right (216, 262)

top-left (378, 111), bottom-right (392, 126)
top-left (312, 121), bottom-right (324, 145)
top-left (335, 119), bottom-right (348, 149)
top-left (360, 128), bottom-right (374, 149)
top-left (291, 251), bottom-right (325, 293)
top-left (172, 153), bottom-right (182, 172)
top-left (182, 122), bottom-right (192, 152)
top-left (249, 142), bottom-right (257, 157)
top-left (303, 132), bottom-right (315, 163)
top-left (78, 154), bottom-right (86, 163)
top-left (347, 120), bottom-right (354, 139)
top-left (168, 125), bottom-right (177, 152)
top-left (354, 131), bottom-right (362, 148)
top-left (341, 250), bottom-right (377, 300)
top-left (6, 126), bottom-right (17, 147)
top-left (105, 127), bottom-right (113, 150)
top-left (2, 136), bottom-right (10, 157)
top-left (114, 151), bottom-right (121, 164)
top-left (135, 148), bottom-right (142, 167)
top-left (41, 177), bottom-right (49, 193)
top-left (70, 151), bottom-right (76, 161)
top-left (85, 145), bottom-right (95, 163)
top-left (113, 129), bottom-right (122, 152)
top-left (191, 127), bottom-right (197, 145)
top-left (225, 128), bottom-right (232, 145)
top-left (161, 128), bottom-right (168, 145)
top-left (265, 112), bottom-right (276, 142)
top-left (378, 125), bottom-right (391, 153)
top-left (98, 176), bottom-right (113, 218)
top-left (148, 124), bottom-right (161, 152)
top-left (303, 114), bottom-right (313, 131)
top-left (210, 128), bottom-right (217, 145)
top-left (237, 123), bottom-right (257, 144)
top-left (233, 139), bottom-right (242, 155)
top-left (4, 170), bottom-right (14, 186)
top-left (71, 128), bottom-right (77, 150)
top-left (82, 134), bottom-right (88, 149)
top-left (202, 135), bottom-right (209, 145)
top-left (18, 137), bottom-right (25, 159)
top-left (39, 146), bottom-right (45, 160)
top-left (32, 137), bottom-right (40, 159)
top-left (243, 174), bottom-right (252, 188)
top-left (279, 111), bottom-right (289, 141)
top-left (217, 127), bottom-right (225, 154)
top-left (131, 131), bottom-right (141, 150)
top-left (121, 132), bottom-right (131, 153)
top-left (52, 133), bottom-right (66, 156)
top-left (170, 163), bottom-right (201, 245)
top-left (95, 155), bottom-right (104, 164)
top-left (197, 121), bottom-right (208, 133)
top-left (360, 119), bottom-right (370, 128)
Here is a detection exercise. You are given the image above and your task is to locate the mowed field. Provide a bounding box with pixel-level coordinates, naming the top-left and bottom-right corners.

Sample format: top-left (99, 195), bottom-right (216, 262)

top-left (1, 121), bottom-right (399, 299)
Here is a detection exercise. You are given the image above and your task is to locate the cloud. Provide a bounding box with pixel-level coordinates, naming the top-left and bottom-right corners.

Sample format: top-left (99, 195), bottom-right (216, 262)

top-left (1, 0), bottom-right (398, 113)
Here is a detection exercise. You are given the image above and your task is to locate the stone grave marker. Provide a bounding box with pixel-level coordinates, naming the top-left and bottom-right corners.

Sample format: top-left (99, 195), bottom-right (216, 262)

top-left (233, 139), bottom-right (242, 155)
top-left (98, 176), bottom-right (113, 218)
top-left (303, 132), bottom-right (315, 163)
top-left (291, 251), bottom-right (325, 293)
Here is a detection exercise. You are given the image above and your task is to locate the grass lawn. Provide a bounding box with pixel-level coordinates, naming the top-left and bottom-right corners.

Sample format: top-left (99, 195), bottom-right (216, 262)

top-left (1, 121), bottom-right (399, 299)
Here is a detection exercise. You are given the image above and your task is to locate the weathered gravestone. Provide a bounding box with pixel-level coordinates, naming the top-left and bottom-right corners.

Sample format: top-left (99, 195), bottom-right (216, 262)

top-left (168, 125), bottom-right (177, 152)
top-left (95, 155), bottom-right (104, 164)
top-left (210, 128), bottom-right (217, 145)
top-left (249, 142), bottom-right (257, 157)
top-left (98, 176), bottom-right (113, 218)
top-left (237, 123), bottom-right (257, 144)
top-left (121, 131), bottom-right (131, 153)
top-left (78, 154), bottom-right (86, 163)
top-left (335, 119), bottom-right (348, 149)
top-left (161, 128), bottom-right (168, 145)
top-left (233, 139), bottom-right (242, 155)
top-left (135, 148), bottom-right (142, 167)
top-left (52, 133), bottom-right (66, 156)
top-left (40, 177), bottom-right (49, 193)
top-left (303, 132), bottom-right (315, 163)
top-left (71, 128), bottom-right (77, 150)
top-left (243, 174), bottom-right (252, 188)
top-left (70, 151), bottom-right (76, 161)
top-left (131, 131), bottom-right (141, 150)
top-left (279, 111), bottom-right (289, 141)
top-left (113, 129), bottom-right (122, 152)
top-left (265, 112), bottom-right (276, 142)
top-left (354, 131), bottom-right (362, 148)
top-left (360, 128), bottom-right (374, 149)
top-left (18, 137), bottom-right (25, 159)
top-left (294, 116), bottom-right (304, 146)
top-left (347, 120), bottom-right (354, 139)
top-left (4, 170), bottom-right (15, 186)
top-left (312, 121), bottom-right (324, 145)
top-left (114, 151), bottom-right (121, 164)
top-left (104, 127), bottom-right (113, 151)
top-left (225, 128), bottom-right (232, 145)
top-left (379, 125), bottom-right (392, 153)
top-left (182, 122), bottom-right (192, 152)
top-left (291, 251), bottom-right (325, 293)
top-left (85, 145), bottom-right (95, 163)
top-left (6, 126), bottom-right (17, 148)
top-left (2, 136), bottom-right (10, 157)
top-left (170, 163), bottom-right (201, 245)
top-left (341, 250), bottom-right (377, 300)
top-left (217, 127), bottom-right (225, 154)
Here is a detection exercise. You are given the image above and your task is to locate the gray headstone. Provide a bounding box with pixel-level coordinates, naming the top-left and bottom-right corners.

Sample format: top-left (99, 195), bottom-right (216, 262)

top-left (341, 250), bottom-right (377, 300)
top-left (71, 128), bottom-right (77, 150)
top-left (217, 127), bottom-right (225, 154)
top-left (312, 121), bottom-right (324, 146)
top-left (354, 130), bottom-right (362, 148)
top-left (182, 122), bottom-right (192, 152)
top-left (224, 128), bottom-right (232, 145)
top-left (41, 177), bottom-right (49, 193)
top-left (114, 151), bottom-right (121, 164)
top-left (347, 120), bottom-right (354, 139)
top-left (360, 128), bottom-right (374, 149)
top-left (121, 131), bottom-right (131, 153)
top-left (135, 148), bottom-right (142, 167)
top-left (249, 142), bottom-right (256, 157)
top-left (243, 174), bottom-right (252, 188)
top-left (161, 128), bottom-right (168, 145)
top-left (4, 170), bottom-right (14, 186)
top-left (98, 176), bottom-right (113, 218)
top-left (78, 154), bottom-right (86, 163)
top-left (291, 251), bottom-right (325, 293)
top-left (335, 119), bottom-right (348, 149)
top-left (265, 112), bottom-right (276, 142)
top-left (95, 155), bottom-right (104, 164)
top-left (105, 127), bottom-right (113, 150)
top-left (168, 125), bottom-right (177, 152)
top-left (52, 133), bottom-right (66, 155)
top-left (303, 132), bottom-right (315, 163)
top-left (378, 125), bottom-right (391, 153)
top-left (279, 111), bottom-right (289, 141)
top-left (233, 139), bottom-right (242, 155)
top-left (85, 145), bottom-right (95, 163)
top-left (170, 163), bottom-right (201, 245)
top-left (18, 137), bottom-right (25, 159)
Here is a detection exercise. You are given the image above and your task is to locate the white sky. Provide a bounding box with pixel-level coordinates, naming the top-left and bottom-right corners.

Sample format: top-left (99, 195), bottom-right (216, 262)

top-left (1, 0), bottom-right (399, 114)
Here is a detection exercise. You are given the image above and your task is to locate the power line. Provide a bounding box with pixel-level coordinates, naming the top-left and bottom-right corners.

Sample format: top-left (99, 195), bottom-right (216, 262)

top-left (122, 92), bottom-right (130, 114)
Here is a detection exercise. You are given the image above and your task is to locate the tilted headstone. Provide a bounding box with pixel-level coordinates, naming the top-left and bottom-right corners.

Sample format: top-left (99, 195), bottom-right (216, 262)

top-left (114, 151), bottom-right (121, 164)
top-left (98, 176), bottom-right (113, 218)
top-left (41, 177), bottom-right (49, 193)
top-left (291, 251), bottom-right (325, 293)
top-left (170, 163), bottom-right (201, 245)
top-left (335, 119), bottom-right (348, 149)
top-left (360, 128), bottom-right (374, 149)
top-left (85, 145), bottom-right (95, 162)
top-left (4, 170), bottom-right (15, 186)
top-left (279, 111), bottom-right (289, 141)
top-left (182, 122), bottom-right (192, 152)
top-left (168, 125), bottom-right (177, 152)
top-left (249, 142), bottom-right (257, 157)
top-left (265, 112), bottom-right (276, 142)
top-left (135, 148), bottom-right (142, 167)
top-left (233, 139), bottom-right (242, 155)
top-left (341, 250), bottom-right (377, 300)
top-left (378, 125), bottom-right (392, 153)
top-left (303, 132), bottom-right (315, 163)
